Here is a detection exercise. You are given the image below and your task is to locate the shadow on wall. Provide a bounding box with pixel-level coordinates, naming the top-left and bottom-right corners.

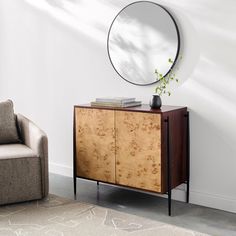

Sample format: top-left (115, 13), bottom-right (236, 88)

top-left (22, 0), bottom-right (236, 90)
top-left (166, 5), bottom-right (200, 87)
top-left (23, 0), bottom-right (201, 88)
top-left (23, 0), bottom-right (122, 45)
top-left (189, 109), bottom-right (236, 197)
top-left (166, 0), bottom-right (236, 75)
top-left (183, 71), bottom-right (236, 149)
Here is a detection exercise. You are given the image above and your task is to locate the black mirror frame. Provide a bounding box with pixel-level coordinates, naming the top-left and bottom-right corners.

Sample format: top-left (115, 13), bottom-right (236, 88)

top-left (107, 1), bottom-right (181, 86)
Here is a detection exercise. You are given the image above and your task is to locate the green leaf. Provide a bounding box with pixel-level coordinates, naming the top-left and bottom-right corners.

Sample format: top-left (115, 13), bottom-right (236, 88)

top-left (154, 57), bottom-right (181, 97)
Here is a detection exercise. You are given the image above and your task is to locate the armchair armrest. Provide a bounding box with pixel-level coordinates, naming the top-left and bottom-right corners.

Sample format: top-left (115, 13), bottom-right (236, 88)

top-left (16, 114), bottom-right (48, 197)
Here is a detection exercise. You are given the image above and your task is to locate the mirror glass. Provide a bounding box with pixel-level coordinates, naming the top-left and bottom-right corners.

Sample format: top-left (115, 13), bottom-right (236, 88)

top-left (107, 1), bottom-right (180, 85)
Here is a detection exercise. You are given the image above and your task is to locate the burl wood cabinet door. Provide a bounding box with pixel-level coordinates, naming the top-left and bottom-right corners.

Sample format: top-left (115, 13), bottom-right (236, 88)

top-left (115, 111), bottom-right (162, 192)
top-left (75, 108), bottom-right (115, 183)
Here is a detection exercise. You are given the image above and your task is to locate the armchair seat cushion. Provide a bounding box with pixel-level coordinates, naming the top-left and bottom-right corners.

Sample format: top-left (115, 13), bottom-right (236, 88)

top-left (0, 144), bottom-right (42, 205)
top-left (0, 144), bottom-right (37, 159)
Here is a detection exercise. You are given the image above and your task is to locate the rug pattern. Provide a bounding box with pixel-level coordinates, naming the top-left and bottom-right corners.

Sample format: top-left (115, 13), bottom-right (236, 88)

top-left (0, 195), bottom-right (210, 236)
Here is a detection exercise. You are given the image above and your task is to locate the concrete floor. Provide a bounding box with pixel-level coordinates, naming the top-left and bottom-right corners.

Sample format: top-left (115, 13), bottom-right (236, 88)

top-left (50, 173), bottom-right (236, 236)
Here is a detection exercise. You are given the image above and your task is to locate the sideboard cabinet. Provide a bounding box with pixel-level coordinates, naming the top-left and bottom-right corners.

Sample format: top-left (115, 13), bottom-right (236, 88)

top-left (73, 104), bottom-right (189, 216)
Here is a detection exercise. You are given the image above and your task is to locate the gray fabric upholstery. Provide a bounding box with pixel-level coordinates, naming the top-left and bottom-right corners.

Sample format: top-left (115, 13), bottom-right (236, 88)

top-left (17, 114), bottom-right (49, 198)
top-left (0, 144), bottom-right (42, 204)
top-left (0, 144), bottom-right (36, 159)
top-left (0, 100), bottom-right (20, 144)
top-left (0, 113), bottom-right (48, 205)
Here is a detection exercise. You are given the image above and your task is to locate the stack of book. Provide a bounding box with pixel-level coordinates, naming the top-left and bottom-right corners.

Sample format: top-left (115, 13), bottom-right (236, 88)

top-left (91, 97), bottom-right (142, 108)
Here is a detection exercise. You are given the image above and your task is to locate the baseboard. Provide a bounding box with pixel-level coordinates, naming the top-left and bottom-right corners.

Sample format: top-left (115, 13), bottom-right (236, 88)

top-left (189, 189), bottom-right (236, 213)
top-left (49, 164), bottom-right (236, 214)
top-left (49, 162), bottom-right (72, 177)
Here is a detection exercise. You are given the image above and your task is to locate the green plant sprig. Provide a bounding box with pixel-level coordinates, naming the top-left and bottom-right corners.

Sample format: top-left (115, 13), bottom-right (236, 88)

top-left (154, 58), bottom-right (179, 97)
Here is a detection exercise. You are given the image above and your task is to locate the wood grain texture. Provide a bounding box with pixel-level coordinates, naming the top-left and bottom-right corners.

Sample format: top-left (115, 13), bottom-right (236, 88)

top-left (75, 108), bottom-right (115, 183)
top-left (115, 111), bottom-right (162, 192)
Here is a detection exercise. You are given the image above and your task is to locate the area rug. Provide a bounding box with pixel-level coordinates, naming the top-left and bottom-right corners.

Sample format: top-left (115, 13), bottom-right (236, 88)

top-left (0, 195), bottom-right (209, 236)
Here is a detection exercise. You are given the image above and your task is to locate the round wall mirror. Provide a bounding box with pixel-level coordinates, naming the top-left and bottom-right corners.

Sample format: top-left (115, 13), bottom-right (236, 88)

top-left (107, 1), bottom-right (180, 85)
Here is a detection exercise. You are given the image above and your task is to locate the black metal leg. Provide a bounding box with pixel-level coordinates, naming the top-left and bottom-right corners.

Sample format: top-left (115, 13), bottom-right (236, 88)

top-left (186, 178), bottom-right (189, 203)
top-left (185, 112), bottom-right (190, 203)
top-left (74, 176), bottom-right (77, 195)
top-left (97, 181), bottom-right (100, 201)
top-left (168, 188), bottom-right (172, 216)
top-left (165, 117), bottom-right (172, 216)
top-left (73, 107), bottom-right (77, 195)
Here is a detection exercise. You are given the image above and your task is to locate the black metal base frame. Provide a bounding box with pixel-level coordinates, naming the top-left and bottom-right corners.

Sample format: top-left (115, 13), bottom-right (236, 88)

top-left (74, 112), bottom-right (190, 217)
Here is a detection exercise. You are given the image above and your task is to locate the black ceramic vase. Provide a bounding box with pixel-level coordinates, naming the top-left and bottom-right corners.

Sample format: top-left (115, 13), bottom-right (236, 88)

top-left (150, 94), bottom-right (162, 109)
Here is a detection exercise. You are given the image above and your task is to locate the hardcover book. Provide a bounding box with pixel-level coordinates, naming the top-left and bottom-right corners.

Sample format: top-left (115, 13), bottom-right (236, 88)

top-left (96, 97), bottom-right (135, 104)
top-left (91, 101), bottom-right (142, 108)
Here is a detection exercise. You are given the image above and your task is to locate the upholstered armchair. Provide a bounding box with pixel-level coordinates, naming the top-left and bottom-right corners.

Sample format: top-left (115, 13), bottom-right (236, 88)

top-left (0, 100), bottom-right (48, 205)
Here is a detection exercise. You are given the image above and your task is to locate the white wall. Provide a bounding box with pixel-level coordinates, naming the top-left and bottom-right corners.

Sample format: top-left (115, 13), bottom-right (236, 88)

top-left (0, 0), bottom-right (236, 213)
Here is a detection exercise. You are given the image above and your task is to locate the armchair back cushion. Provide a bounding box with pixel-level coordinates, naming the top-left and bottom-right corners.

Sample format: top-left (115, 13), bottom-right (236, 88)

top-left (0, 100), bottom-right (21, 144)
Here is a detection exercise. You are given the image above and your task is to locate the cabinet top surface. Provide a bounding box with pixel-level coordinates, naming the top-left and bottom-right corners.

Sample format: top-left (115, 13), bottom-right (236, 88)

top-left (74, 104), bottom-right (187, 113)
